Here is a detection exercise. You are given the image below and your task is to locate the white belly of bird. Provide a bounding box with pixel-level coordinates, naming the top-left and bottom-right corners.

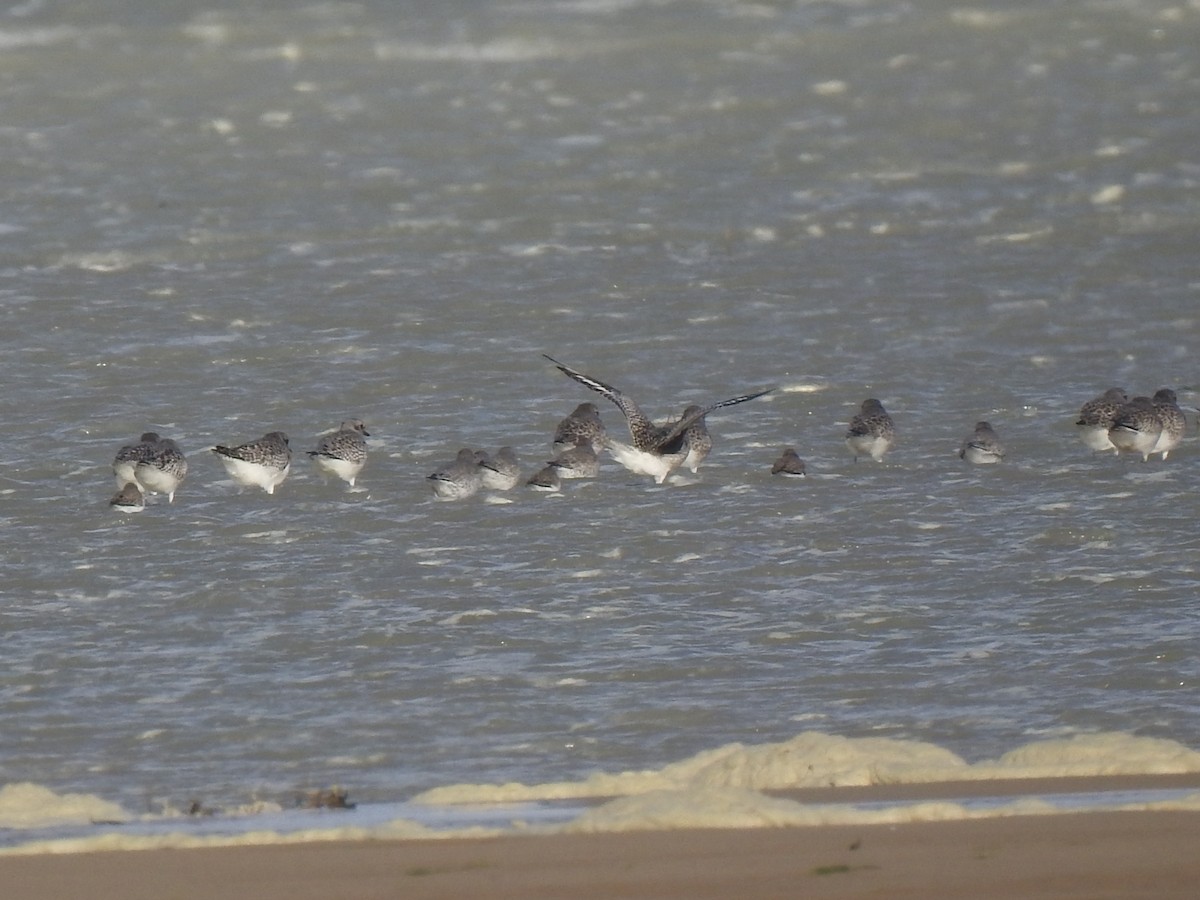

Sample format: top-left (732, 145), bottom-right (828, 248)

top-left (219, 456), bottom-right (290, 493)
top-left (605, 439), bottom-right (684, 484)
top-left (1108, 425), bottom-right (1158, 460)
top-left (313, 454), bottom-right (363, 486)
top-left (1076, 424), bottom-right (1116, 453)
top-left (846, 434), bottom-right (890, 462)
top-left (961, 444), bottom-right (1002, 464)
top-left (113, 461), bottom-right (142, 491)
top-left (136, 465), bottom-right (182, 500)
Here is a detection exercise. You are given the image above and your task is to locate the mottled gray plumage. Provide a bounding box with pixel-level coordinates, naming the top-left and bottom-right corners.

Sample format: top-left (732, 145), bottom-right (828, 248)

top-left (770, 448), bottom-right (807, 477)
top-left (544, 354), bottom-right (772, 483)
top-left (526, 465), bottom-right (562, 492)
top-left (548, 442), bottom-right (600, 479)
top-left (1075, 387), bottom-right (1128, 454)
top-left (307, 419), bottom-right (369, 487)
top-left (552, 402), bottom-right (607, 455)
top-left (427, 448), bottom-right (483, 500)
top-left (213, 431), bottom-right (292, 494)
top-left (676, 404), bottom-right (714, 473)
top-left (478, 446), bottom-right (521, 491)
top-left (112, 432), bottom-right (161, 490)
top-left (1107, 396), bottom-right (1161, 461)
top-left (845, 398), bottom-right (895, 462)
top-left (135, 437), bottom-right (188, 502)
top-left (1150, 388), bottom-right (1186, 460)
top-left (545, 355), bottom-right (663, 450)
top-left (959, 421), bottom-right (1006, 464)
top-left (109, 482), bottom-right (145, 513)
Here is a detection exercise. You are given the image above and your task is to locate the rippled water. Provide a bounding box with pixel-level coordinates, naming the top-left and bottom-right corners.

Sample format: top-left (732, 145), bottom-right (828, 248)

top-left (1, 0), bottom-right (1198, 821)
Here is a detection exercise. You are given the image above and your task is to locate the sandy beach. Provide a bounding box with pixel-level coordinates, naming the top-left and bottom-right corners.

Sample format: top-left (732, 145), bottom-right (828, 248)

top-left (5, 777), bottom-right (1199, 900)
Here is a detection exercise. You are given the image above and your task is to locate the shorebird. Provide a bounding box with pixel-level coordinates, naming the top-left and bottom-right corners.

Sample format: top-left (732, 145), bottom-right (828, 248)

top-left (959, 421), bottom-right (1006, 464)
top-left (1150, 388), bottom-right (1186, 460)
top-left (1107, 396), bottom-right (1161, 461)
top-left (547, 442), bottom-right (600, 479)
top-left (109, 482), bottom-right (145, 513)
top-left (427, 448), bottom-right (484, 501)
top-left (307, 419), bottom-right (369, 487)
top-left (112, 432), bottom-right (160, 491)
top-left (526, 465), bottom-right (562, 492)
top-left (1075, 387), bottom-right (1127, 454)
top-left (552, 402), bottom-right (606, 455)
top-left (845, 398), bottom-right (895, 462)
top-left (676, 404), bottom-right (715, 473)
top-left (478, 446), bottom-right (521, 491)
top-left (212, 431), bottom-right (293, 494)
top-left (544, 354), bottom-right (772, 483)
top-left (135, 437), bottom-right (188, 502)
top-left (770, 448), bottom-right (807, 477)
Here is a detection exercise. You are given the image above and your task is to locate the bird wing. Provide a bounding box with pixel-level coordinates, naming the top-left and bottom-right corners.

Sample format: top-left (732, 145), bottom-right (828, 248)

top-left (544, 354), bottom-right (658, 448)
top-left (651, 388), bottom-right (774, 452)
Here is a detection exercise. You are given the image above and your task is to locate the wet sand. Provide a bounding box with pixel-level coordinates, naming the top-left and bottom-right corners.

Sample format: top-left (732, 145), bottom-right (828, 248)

top-left (5, 777), bottom-right (1199, 900)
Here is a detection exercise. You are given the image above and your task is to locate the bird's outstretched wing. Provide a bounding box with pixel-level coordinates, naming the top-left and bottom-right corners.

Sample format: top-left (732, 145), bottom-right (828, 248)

top-left (651, 388), bottom-right (774, 452)
top-left (544, 354), bottom-right (659, 448)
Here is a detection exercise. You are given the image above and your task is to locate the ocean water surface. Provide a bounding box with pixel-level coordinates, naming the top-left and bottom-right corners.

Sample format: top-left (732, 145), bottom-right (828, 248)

top-left (1, 0), bottom-right (1198, 850)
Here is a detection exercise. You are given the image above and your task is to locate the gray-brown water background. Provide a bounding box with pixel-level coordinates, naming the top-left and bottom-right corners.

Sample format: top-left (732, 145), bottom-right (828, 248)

top-left (1, 0), bottom-right (1197, 816)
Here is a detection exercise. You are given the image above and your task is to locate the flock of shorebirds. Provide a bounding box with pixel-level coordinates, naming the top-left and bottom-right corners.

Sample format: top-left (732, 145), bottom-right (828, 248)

top-left (106, 358), bottom-right (1190, 512)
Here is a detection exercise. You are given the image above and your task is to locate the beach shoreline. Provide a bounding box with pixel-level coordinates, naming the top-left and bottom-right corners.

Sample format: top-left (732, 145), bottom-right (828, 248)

top-left (4, 775), bottom-right (1199, 899)
top-left (4, 810), bottom-right (1198, 900)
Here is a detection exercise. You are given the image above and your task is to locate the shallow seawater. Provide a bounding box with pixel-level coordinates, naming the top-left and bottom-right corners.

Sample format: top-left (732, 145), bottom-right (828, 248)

top-left (1, 0), bottom-right (1198, 852)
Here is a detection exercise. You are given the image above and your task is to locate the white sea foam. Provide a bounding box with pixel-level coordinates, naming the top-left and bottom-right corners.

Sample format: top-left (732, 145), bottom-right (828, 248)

top-left (5, 732), bottom-right (1199, 855)
top-left (0, 783), bottom-right (128, 830)
top-left (10, 787), bottom-right (1200, 855)
top-left (420, 732), bottom-right (1200, 835)
top-left (980, 733), bottom-right (1200, 778)
top-left (562, 786), bottom-right (1200, 834)
top-left (413, 731), bottom-right (1200, 805)
top-left (563, 787), bottom-right (1010, 832)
